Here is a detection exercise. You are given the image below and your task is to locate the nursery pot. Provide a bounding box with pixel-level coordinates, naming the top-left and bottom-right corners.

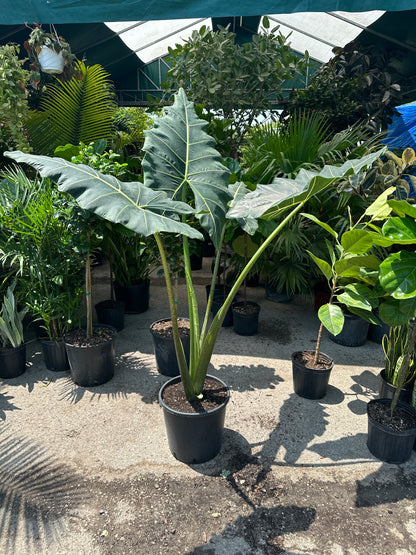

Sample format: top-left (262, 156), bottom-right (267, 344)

top-left (0, 343), bottom-right (26, 379)
top-left (64, 326), bottom-right (116, 387)
top-left (114, 280), bottom-right (149, 314)
top-left (211, 295), bottom-right (236, 327)
top-left (329, 313), bottom-right (369, 347)
top-left (378, 369), bottom-right (413, 405)
top-left (367, 398), bottom-right (416, 464)
top-left (41, 339), bottom-right (69, 372)
top-left (190, 254), bottom-right (203, 271)
top-left (367, 309), bottom-right (390, 344)
top-left (37, 45), bottom-right (65, 74)
top-left (150, 318), bottom-right (190, 377)
top-left (95, 299), bottom-right (125, 332)
top-left (232, 301), bottom-right (261, 336)
top-left (265, 283), bottom-right (293, 303)
top-left (291, 350), bottom-right (334, 400)
top-left (158, 375), bottom-right (230, 464)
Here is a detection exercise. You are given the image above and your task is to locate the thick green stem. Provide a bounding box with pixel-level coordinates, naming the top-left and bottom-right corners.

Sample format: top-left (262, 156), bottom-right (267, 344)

top-left (193, 202), bottom-right (306, 394)
top-left (86, 231), bottom-right (93, 337)
top-left (154, 233), bottom-right (193, 397)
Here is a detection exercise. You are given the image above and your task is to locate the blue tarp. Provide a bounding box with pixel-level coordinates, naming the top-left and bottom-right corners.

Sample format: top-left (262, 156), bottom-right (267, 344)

top-left (1, 1), bottom-right (416, 24)
top-left (385, 101), bottom-right (416, 150)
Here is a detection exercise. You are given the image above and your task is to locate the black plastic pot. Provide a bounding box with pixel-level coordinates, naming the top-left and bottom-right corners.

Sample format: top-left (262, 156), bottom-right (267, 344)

top-left (150, 318), bottom-right (190, 377)
top-left (95, 300), bottom-right (125, 331)
top-left (114, 280), bottom-right (149, 314)
top-left (41, 339), bottom-right (69, 372)
top-left (211, 296), bottom-right (235, 327)
top-left (291, 350), bottom-right (333, 400)
top-left (190, 254), bottom-right (203, 271)
top-left (265, 283), bottom-right (293, 303)
top-left (0, 343), bottom-right (26, 379)
top-left (329, 313), bottom-right (369, 347)
top-left (64, 326), bottom-right (116, 387)
top-left (367, 310), bottom-right (390, 344)
top-left (232, 301), bottom-right (261, 336)
top-left (205, 284), bottom-right (231, 301)
top-left (379, 369), bottom-right (413, 405)
top-left (158, 374), bottom-right (230, 464)
top-left (367, 398), bottom-right (416, 464)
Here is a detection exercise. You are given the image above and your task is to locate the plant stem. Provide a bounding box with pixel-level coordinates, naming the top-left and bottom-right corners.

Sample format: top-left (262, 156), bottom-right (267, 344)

top-left (154, 233), bottom-right (193, 397)
top-left (86, 230), bottom-right (93, 337)
top-left (313, 279), bottom-right (337, 365)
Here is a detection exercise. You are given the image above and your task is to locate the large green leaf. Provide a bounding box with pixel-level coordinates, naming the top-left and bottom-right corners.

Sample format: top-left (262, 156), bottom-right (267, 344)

top-left (307, 251), bottom-right (332, 281)
top-left (318, 303), bottom-right (344, 336)
top-left (142, 88), bottom-right (230, 248)
top-left (337, 284), bottom-right (376, 312)
top-left (334, 255), bottom-right (380, 276)
top-left (379, 251), bottom-right (416, 299)
top-left (388, 199), bottom-right (416, 219)
top-left (382, 217), bottom-right (416, 243)
top-left (379, 297), bottom-right (416, 326)
top-left (228, 149), bottom-right (385, 222)
top-left (341, 229), bottom-right (374, 254)
top-left (5, 152), bottom-right (202, 240)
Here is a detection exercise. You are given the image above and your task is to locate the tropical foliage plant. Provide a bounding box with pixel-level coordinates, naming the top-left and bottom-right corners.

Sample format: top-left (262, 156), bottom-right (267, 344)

top-left (7, 89), bottom-right (383, 401)
top-left (26, 61), bottom-right (117, 155)
top-left (0, 167), bottom-right (84, 340)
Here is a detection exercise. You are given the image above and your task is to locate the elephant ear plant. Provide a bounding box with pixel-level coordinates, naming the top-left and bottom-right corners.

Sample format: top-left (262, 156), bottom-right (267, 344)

top-left (6, 89), bottom-right (384, 402)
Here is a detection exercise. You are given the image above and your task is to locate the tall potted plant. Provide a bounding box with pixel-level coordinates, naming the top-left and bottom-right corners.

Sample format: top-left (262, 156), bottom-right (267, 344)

top-left (6, 89), bottom-right (383, 463)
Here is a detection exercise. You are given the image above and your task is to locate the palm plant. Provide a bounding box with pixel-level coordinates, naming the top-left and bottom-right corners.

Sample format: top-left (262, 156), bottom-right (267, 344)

top-left (241, 113), bottom-right (381, 183)
top-left (26, 61), bottom-right (117, 155)
top-left (7, 89), bottom-right (383, 401)
top-left (0, 166), bottom-right (84, 340)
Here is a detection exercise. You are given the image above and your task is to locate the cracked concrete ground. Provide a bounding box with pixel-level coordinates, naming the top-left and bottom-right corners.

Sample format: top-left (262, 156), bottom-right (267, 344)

top-left (1, 258), bottom-right (416, 554)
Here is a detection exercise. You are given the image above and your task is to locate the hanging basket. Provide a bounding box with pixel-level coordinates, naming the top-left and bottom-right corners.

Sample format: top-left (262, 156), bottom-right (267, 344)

top-left (37, 45), bottom-right (64, 74)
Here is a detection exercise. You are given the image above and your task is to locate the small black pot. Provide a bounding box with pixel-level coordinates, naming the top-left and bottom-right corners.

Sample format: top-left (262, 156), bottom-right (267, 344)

top-left (232, 301), bottom-right (261, 336)
top-left (329, 313), bottom-right (369, 347)
top-left (367, 398), bottom-right (416, 464)
top-left (95, 300), bottom-right (125, 331)
top-left (64, 326), bottom-right (116, 387)
top-left (0, 343), bottom-right (26, 379)
top-left (114, 280), bottom-right (149, 314)
top-left (379, 369), bottom-right (413, 405)
top-left (190, 254), bottom-right (203, 271)
top-left (158, 374), bottom-right (230, 464)
top-left (265, 283), bottom-right (293, 303)
top-left (291, 350), bottom-right (333, 400)
top-left (150, 318), bottom-right (190, 377)
top-left (211, 296), bottom-right (235, 327)
top-left (41, 339), bottom-right (69, 372)
top-left (205, 284), bottom-right (231, 301)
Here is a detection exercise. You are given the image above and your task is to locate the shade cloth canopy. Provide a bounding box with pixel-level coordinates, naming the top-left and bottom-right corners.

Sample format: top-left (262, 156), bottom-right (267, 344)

top-left (0, 0), bottom-right (414, 25)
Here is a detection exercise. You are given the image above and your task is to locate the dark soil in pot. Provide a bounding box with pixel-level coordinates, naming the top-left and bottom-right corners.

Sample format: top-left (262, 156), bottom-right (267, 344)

top-left (64, 326), bottom-right (115, 347)
top-left (368, 401), bottom-right (416, 432)
top-left (161, 376), bottom-right (228, 413)
top-left (292, 350), bottom-right (333, 371)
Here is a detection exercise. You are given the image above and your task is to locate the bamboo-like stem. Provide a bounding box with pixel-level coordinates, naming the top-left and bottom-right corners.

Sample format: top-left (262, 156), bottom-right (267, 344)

top-left (86, 230), bottom-right (93, 337)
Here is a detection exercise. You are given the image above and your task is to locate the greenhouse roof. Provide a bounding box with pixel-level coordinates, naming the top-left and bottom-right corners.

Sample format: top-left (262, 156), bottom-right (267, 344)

top-left (1, 2), bottom-right (416, 105)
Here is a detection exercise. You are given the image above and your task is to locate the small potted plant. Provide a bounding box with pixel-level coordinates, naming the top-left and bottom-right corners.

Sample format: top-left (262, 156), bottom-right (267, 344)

top-left (0, 281), bottom-right (28, 379)
top-left (7, 89), bottom-right (383, 463)
top-left (25, 23), bottom-right (76, 81)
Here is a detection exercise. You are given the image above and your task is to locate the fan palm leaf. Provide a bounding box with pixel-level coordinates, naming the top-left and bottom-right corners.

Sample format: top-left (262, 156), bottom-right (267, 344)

top-left (27, 61), bottom-right (117, 155)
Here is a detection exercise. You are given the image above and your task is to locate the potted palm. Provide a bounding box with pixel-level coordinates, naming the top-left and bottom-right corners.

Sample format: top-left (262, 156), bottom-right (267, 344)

top-left (6, 89), bottom-right (383, 463)
top-left (0, 282), bottom-right (28, 379)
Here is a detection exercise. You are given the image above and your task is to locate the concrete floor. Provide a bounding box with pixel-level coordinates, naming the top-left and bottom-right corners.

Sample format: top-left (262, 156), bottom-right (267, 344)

top-left (1, 258), bottom-right (415, 554)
